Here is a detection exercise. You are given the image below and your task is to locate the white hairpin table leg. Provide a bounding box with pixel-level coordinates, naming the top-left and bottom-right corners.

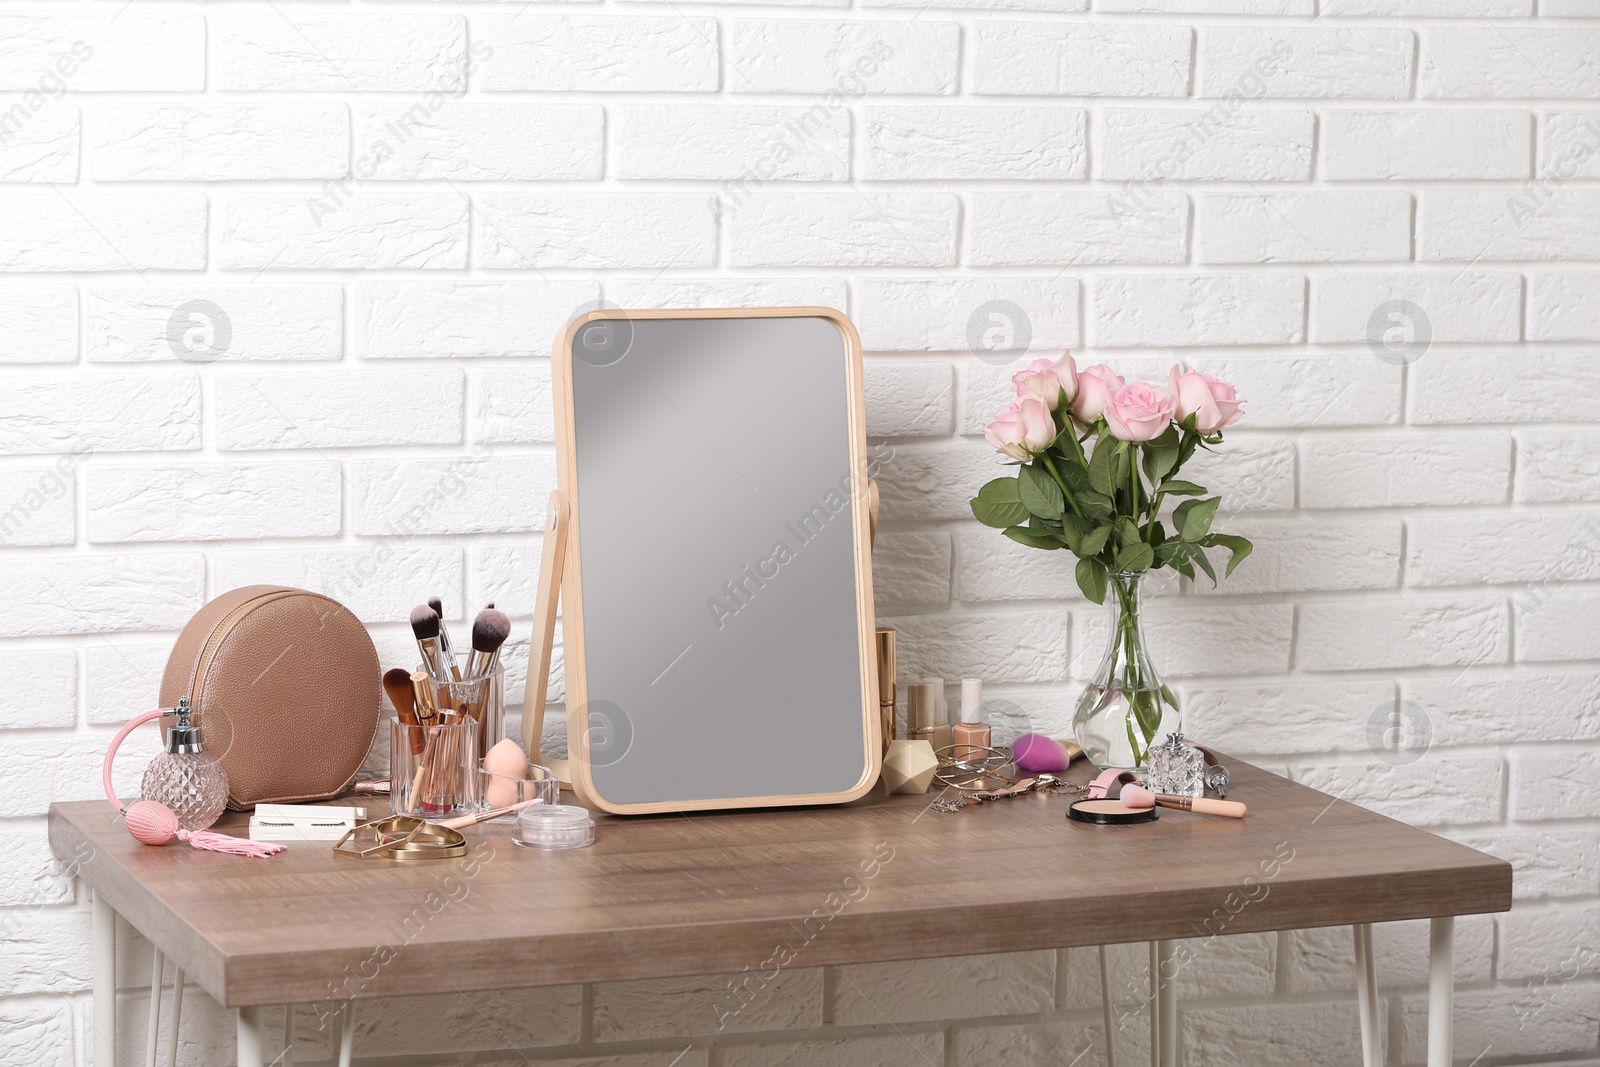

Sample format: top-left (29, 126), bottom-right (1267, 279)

top-left (238, 1006), bottom-right (265, 1067)
top-left (1148, 942), bottom-right (1160, 1067)
top-left (1428, 916), bottom-right (1454, 1067)
top-left (1156, 940), bottom-right (1178, 1067)
top-left (92, 889), bottom-right (117, 1067)
top-left (166, 970), bottom-right (184, 1067)
top-left (337, 1001), bottom-right (356, 1067)
top-left (281, 1006), bottom-right (294, 1067)
top-left (1353, 923), bottom-right (1379, 1067)
top-left (1098, 945), bottom-right (1117, 1067)
top-left (145, 948), bottom-right (164, 1067)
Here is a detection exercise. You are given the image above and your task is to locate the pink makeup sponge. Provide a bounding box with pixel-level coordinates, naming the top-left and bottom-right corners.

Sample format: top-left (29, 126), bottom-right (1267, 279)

top-left (1119, 784), bottom-right (1156, 810)
top-left (1012, 733), bottom-right (1071, 773)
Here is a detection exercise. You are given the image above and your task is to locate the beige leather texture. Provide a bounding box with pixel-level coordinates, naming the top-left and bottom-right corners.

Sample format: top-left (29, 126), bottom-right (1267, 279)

top-left (159, 586), bottom-right (381, 811)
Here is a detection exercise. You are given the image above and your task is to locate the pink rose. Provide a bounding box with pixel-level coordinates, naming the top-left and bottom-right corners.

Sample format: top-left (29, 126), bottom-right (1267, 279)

top-left (984, 399), bottom-right (1056, 461)
top-left (1169, 365), bottom-right (1243, 433)
top-left (1012, 352), bottom-right (1077, 411)
top-left (1104, 382), bottom-right (1174, 443)
top-left (1072, 364), bottom-right (1125, 423)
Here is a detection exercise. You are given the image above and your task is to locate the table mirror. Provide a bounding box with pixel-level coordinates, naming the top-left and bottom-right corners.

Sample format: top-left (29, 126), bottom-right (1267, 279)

top-left (523, 308), bottom-right (881, 814)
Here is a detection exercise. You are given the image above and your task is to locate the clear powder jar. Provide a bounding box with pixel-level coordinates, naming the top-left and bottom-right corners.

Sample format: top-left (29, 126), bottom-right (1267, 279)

top-left (513, 804), bottom-right (596, 850)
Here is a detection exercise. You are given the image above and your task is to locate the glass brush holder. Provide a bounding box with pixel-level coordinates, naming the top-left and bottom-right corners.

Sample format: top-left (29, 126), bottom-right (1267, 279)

top-left (420, 664), bottom-right (506, 764)
top-left (391, 717), bottom-right (480, 821)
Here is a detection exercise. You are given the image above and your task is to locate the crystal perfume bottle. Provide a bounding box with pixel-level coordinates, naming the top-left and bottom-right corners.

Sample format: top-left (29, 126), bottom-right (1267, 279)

top-left (140, 697), bottom-right (229, 831)
top-left (1146, 732), bottom-right (1205, 798)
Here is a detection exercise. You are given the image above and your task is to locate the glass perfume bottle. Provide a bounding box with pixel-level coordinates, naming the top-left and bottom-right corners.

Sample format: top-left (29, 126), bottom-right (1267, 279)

top-left (140, 697), bottom-right (229, 831)
top-left (1146, 732), bottom-right (1205, 798)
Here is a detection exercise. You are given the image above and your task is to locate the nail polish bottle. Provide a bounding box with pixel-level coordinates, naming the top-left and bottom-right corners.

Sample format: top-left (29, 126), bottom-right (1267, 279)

top-left (952, 679), bottom-right (990, 760)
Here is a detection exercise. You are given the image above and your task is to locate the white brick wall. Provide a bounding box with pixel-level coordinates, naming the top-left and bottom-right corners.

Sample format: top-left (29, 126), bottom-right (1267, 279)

top-left (4, 4), bottom-right (1598, 1066)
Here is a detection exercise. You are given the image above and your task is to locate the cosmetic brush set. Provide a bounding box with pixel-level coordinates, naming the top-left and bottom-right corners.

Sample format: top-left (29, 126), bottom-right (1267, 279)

top-left (379, 600), bottom-right (512, 819)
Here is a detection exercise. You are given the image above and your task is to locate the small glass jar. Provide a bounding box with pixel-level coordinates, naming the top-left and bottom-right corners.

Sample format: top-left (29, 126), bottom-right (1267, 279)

top-left (513, 805), bottom-right (595, 850)
top-left (1146, 732), bottom-right (1206, 798)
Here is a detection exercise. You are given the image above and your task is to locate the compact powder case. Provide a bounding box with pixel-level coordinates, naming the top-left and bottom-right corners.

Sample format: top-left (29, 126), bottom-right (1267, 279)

top-left (514, 804), bottom-right (596, 850)
top-left (1068, 799), bottom-right (1160, 825)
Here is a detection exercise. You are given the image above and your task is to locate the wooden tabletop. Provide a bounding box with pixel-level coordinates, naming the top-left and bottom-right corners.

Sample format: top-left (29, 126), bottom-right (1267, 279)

top-left (49, 756), bottom-right (1511, 1009)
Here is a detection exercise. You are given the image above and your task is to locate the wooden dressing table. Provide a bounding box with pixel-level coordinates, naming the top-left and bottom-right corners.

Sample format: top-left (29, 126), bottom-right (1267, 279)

top-left (49, 756), bottom-right (1510, 1067)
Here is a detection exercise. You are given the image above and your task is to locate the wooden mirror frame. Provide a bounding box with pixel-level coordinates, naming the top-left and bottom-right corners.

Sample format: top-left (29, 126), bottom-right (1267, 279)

top-left (522, 307), bottom-right (881, 815)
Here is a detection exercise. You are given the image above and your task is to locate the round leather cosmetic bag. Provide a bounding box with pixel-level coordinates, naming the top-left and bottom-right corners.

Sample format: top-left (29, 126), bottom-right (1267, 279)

top-left (158, 586), bottom-right (381, 810)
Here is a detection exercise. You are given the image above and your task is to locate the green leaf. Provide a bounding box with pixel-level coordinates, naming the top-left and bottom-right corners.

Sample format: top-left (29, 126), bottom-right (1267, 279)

top-left (1205, 533), bottom-right (1254, 578)
top-left (1113, 518), bottom-right (1142, 548)
top-left (1003, 526), bottom-right (1061, 550)
top-left (1159, 541), bottom-right (1196, 580)
top-left (1017, 464), bottom-right (1065, 520)
top-left (1075, 556), bottom-right (1108, 604)
top-left (1114, 542), bottom-right (1155, 573)
top-left (1077, 490), bottom-right (1115, 521)
top-left (1079, 523), bottom-right (1112, 556)
top-left (1087, 441), bottom-right (1119, 496)
top-left (1161, 479), bottom-right (1206, 497)
top-left (1053, 520), bottom-right (1083, 553)
top-left (1055, 513), bottom-right (1091, 552)
top-left (971, 477), bottom-right (1030, 528)
top-left (1053, 457), bottom-right (1091, 494)
top-left (1174, 496), bottom-right (1222, 542)
top-left (1141, 427), bottom-right (1181, 484)
top-left (1178, 430), bottom-right (1200, 466)
top-left (1191, 543), bottom-right (1219, 586)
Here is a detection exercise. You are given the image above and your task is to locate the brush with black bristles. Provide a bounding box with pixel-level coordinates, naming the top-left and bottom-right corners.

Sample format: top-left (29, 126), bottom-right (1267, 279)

top-left (429, 595), bottom-right (464, 683)
top-left (464, 603), bottom-right (511, 682)
top-left (428, 596), bottom-right (454, 661)
top-left (462, 603), bottom-right (512, 721)
top-left (410, 604), bottom-right (450, 685)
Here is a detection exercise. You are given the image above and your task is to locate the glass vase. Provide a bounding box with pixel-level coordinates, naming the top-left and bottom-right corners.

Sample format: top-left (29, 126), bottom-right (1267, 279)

top-left (1072, 571), bottom-right (1181, 770)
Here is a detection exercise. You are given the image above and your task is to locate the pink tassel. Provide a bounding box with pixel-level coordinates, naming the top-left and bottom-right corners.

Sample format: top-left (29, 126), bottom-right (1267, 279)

top-left (176, 829), bottom-right (286, 858)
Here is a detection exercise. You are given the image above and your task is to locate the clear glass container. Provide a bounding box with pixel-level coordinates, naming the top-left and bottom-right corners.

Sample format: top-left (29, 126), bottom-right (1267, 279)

top-left (481, 758), bottom-right (559, 811)
top-left (1072, 572), bottom-right (1181, 771)
top-left (513, 805), bottom-right (595, 850)
top-left (1146, 732), bottom-right (1206, 798)
top-left (391, 717), bottom-right (480, 821)
top-left (421, 664), bottom-right (506, 764)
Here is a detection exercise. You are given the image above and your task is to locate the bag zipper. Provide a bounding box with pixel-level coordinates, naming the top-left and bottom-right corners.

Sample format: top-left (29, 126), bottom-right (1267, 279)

top-left (189, 589), bottom-right (297, 704)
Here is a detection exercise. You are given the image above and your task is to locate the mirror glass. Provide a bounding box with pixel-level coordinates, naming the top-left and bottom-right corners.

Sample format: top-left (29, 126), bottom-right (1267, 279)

top-left (567, 314), bottom-right (873, 808)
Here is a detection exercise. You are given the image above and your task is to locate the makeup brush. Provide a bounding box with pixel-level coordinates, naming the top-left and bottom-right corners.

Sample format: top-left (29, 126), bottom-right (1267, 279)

top-left (1120, 784), bottom-right (1247, 819)
top-left (429, 594), bottom-right (466, 688)
top-left (463, 605), bottom-right (512, 720)
top-left (409, 671), bottom-right (437, 726)
top-left (410, 604), bottom-right (451, 685)
top-left (438, 797), bottom-right (543, 830)
top-left (383, 667), bottom-right (425, 755)
top-left (428, 596), bottom-right (454, 659)
top-left (465, 604), bottom-right (511, 681)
